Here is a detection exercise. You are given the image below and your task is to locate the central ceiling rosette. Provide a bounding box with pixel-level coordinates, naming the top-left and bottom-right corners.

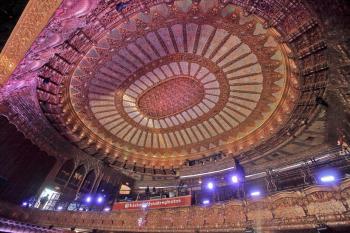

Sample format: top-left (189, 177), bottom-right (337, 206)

top-left (120, 60), bottom-right (221, 128)
top-left (64, 2), bottom-right (297, 168)
top-left (136, 75), bottom-right (205, 119)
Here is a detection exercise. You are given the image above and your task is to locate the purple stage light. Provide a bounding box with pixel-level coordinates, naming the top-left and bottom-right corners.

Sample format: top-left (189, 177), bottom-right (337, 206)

top-left (103, 207), bottom-right (111, 212)
top-left (320, 175), bottom-right (335, 183)
top-left (97, 196), bottom-right (104, 204)
top-left (22, 202), bottom-right (28, 207)
top-left (202, 199), bottom-right (210, 205)
top-left (317, 169), bottom-right (340, 185)
top-left (231, 175), bottom-right (239, 183)
top-left (85, 196), bottom-right (92, 203)
top-left (250, 191), bottom-right (260, 197)
top-left (57, 206), bottom-right (63, 211)
top-left (207, 182), bottom-right (214, 190)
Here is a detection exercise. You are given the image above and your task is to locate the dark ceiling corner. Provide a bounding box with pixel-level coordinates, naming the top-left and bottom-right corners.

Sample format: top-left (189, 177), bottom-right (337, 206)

top-left (0, 0), bottom-right (29, 51)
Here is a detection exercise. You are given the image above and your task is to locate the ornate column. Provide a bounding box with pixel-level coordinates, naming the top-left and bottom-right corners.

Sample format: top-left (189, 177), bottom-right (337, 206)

top-left (76, 173), bottom-right (88, 196)
top-left (91, 173), bottom-right (104, 194)
top-left (63, 159), bottom-right (79, 190)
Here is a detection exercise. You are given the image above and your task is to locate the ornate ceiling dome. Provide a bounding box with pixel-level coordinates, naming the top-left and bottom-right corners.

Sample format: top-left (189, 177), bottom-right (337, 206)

top-left (57, 1), bottom-right (297, 168)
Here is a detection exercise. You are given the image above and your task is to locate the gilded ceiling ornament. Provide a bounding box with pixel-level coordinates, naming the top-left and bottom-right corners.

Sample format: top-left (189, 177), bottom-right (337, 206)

top-left (0, 0), bottom-right (62, 85)
top-left (59, 2), bottom-right (294, 166)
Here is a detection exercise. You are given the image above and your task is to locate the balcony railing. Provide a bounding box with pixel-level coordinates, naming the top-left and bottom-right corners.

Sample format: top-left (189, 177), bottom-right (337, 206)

top-left (2, 179), bottom-right (350, 232)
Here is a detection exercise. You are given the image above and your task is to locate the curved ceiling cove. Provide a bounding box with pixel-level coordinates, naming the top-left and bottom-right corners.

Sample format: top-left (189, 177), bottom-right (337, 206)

top-left (34, 0), bottom-right (313, 171)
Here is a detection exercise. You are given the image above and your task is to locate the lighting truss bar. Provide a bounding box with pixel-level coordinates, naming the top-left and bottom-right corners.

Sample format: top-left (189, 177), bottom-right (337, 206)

top-left (180, 147), bottom-right (344, 180)
top-left (180, 167), bottom-right (235, 178)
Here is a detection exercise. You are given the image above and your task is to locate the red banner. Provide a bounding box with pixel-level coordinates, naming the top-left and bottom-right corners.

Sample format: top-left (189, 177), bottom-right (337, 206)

top-left (113, 195), bottom-right (192, 210)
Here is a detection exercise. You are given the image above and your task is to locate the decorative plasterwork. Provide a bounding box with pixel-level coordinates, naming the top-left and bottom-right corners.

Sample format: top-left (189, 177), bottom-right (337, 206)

top-left (0, 0), bottom-right (328, 174)
top-left (136, 75), bottom-right (206, 119)
top-left (61, 3), bottom-right (296, 166)
top-left (0, 0), bottom-right (62, 86)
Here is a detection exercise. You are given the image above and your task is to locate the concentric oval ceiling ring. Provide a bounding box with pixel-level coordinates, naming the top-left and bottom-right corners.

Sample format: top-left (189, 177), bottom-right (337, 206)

top-left (120, 60), bottom-right (222, 128)
top-left (64, 2), bottom-right (298, 166)
top-left (136, 75), bottom-right (206, 119)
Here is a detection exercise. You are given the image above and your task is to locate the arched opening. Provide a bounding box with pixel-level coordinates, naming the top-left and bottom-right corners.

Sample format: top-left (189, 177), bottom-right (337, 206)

top-left (119, 184), bottom-right (131, 195)
top-left (67, 165), bottom-right (86, 190)
top-left (55, 160), bottom-right (74, 186)
top-left (118, 183), bottom-right (132, 201)
top-left (80, 170), bottom-right (96, 194)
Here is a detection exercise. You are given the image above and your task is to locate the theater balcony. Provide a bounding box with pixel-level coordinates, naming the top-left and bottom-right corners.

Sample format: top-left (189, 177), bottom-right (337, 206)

top-left (1, 179), bottom-right (350, 233)
top-left (0, 0), bottom-right (349, 232)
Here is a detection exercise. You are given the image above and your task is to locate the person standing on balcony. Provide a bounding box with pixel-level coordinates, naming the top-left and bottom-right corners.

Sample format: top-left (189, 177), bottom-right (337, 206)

top-left (235, 158), bottom-right (246, 199)
top-left (145, 186), bottom-right (150, 200)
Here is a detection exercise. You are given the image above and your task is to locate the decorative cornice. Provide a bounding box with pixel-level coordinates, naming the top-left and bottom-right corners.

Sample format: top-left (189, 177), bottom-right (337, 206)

top-left (0, 0), bottom-right (62, 86)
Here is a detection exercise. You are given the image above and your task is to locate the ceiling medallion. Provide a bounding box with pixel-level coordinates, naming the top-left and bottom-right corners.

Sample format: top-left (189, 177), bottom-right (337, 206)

top-left (121, 60), bottom-right (221, 129)
top-left (136, 76), bottom-right (205, 119)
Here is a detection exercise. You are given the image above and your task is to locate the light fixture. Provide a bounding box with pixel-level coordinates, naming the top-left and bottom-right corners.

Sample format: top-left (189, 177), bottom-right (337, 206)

top-left (202, 199), bottom-right (210, 205)
top-left (207, 182), bottom-right (214, 190)
top-left (250, 191), bottom-right (260, 197)
top-left (22, 202), bottom-right (28, 207)
top-left (231, 175), bottom-right (239, 183)
top-left (97, 196), bottom-right (104, 204)
top-left (320, 175), bottom-right (335, 183)
top-left (103, 207), bottom-right (111, 212)
top-left (85, 196), bottom-right (92, 203)
top-left (57, 206), bottom-right (63, 211)
top-left (317, 169), bottom-right (340, 185)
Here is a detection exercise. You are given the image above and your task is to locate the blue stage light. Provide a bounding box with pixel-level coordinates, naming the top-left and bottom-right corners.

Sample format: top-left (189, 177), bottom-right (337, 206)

top-left (85, 196), bottom-right (92, 203)
top-left (317, 169), bottom-right (340, 185)
top-left (320, 175), bottom-right (335, 183)
top-left (97, 196), bottom-right (104, 204)
top-left (250, 191), bottom-right (260, 197)
top-left (207, 182), bottom-right (214, 190)
top-left (202, 199), bottom-right (210, 205)
top-left (22, 202), bottom-right (28, 207)
top-left (103, 207), bottom-right (111, 212)
top-left (231, 175), bottom-right (239, 183)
